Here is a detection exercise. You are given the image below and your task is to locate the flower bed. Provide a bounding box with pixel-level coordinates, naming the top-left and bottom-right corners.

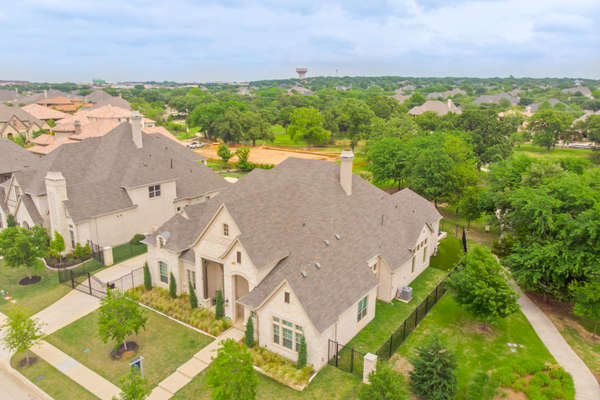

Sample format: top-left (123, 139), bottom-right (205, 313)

top-left (128, 286), bottom-right (230, 336)
top-left (247, 344), bottom-right (314, 390)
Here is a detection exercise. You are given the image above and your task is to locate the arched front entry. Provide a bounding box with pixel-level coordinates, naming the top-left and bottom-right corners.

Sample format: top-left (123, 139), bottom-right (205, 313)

top-left (233, 274), bottom-right (249, 323)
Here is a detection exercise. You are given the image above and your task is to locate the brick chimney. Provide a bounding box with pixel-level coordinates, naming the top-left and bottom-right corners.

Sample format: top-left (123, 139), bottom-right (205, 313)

top-left (44, 89), bottom-right (47, 99)
top-left (74, 120), bottom-right (81, 135)
top-left (131, 111), bottom-right (143, 148)
top-left (339, 150), bottom-right (354, 196)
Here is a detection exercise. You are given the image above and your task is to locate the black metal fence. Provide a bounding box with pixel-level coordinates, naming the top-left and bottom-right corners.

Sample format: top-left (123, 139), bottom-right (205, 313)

top-left (58, 268), bottom-right (107, 298)
top-left (107, 267), bottom-right (144, 293)
top-left (88, 240), bottom-right (105, 265)
top-left (328, 339), bottom-right (365, 377)
top-left (375, 264), bottom-right (459, 360)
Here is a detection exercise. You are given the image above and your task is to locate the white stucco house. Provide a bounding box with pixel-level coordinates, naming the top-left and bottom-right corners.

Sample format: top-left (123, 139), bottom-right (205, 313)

top-left (0, 112), bottom-right (227, 250)
top-left (144, 151), bottom-right (442, 370)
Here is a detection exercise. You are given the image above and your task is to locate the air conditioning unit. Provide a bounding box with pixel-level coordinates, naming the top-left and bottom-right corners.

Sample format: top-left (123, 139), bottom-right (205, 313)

top-left (397, 286), bottom-right (413, 303)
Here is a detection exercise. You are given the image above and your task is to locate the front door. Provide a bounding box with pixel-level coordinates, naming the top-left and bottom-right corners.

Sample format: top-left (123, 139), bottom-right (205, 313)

top-left (234, 275), bottom-right (249, 322)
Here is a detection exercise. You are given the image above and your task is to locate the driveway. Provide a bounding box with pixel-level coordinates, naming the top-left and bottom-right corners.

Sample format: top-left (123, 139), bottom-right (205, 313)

top-left (35, 254), bottom-right (147, 335)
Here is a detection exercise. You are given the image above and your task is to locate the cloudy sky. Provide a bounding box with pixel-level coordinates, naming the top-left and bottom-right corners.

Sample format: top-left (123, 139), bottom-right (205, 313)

top-left (1, 0), bottom-right (599, 82)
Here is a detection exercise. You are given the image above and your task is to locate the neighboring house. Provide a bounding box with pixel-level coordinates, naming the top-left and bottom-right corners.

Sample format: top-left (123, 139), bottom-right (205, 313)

top-left (526, 99), bottom-right (567, 114)
top-left (0, 104), bottom-right (46, 140)
top-left (84, 90), bottom-right (131, 110)
top-left (426, 88), bottom-right (466, 99)
top-left (0, 113), bottom-right (227, 249)
top-left (288, 85), bottom-right (313, 96)
top-left (392, 88), bottom-right (410, 103)
top-left (472, 92), bottom-right (519, 105)
top-left (36, 96), bottom-right (83, 112)
top-left (409, 99), bottom-right (462, 116)
top-left (144, 152), bottom-right (442, 370)
top-left (21, 103), bottom-right (69, 122)
top-left (562, 86), bottom-right (593, 99)
top-left (0, 139), bottom-right (37, 228)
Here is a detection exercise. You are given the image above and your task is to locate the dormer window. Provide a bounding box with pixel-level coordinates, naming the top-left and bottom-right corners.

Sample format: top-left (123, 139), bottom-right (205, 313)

top-left (149, 184), bottom-right (161, 198)
top-left (223, 223), bottom-right (229, 236)
top-left (236, 251), bottom-right (242, 263)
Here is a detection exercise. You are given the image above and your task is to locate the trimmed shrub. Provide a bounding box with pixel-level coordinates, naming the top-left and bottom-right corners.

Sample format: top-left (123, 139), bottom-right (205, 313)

top-left (189, 281), bottom-right (198, 309)
top-left (169, 272), bottom-right (177, 298)
top-left (143, 262), bottom-right (152, 291)
top-left (129, 233), bottom-right (145, 245)
top-left (245, 315), bottom-right (254, 347)
top-left (215, 290), bottom-right (224, 319)
top-left (297, 335), bottom-right (307, 369)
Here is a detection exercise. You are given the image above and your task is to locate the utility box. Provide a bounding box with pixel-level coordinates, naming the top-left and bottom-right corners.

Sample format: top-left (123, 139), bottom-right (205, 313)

top-left (397, 286), bottom-right (413, 303)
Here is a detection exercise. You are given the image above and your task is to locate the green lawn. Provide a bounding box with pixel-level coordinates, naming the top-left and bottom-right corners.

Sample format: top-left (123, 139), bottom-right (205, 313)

top-left (346, 267), bottom-right (448, 354)
top-left (10, 351), bottom-right (98, 400)
top-left (429, 236), bottom-right (463, 271)
top-left (392, 296), bottom-right (572, 399)
top-left (438, 206), bottom-right (500, 247)
top-left (173, 364), bottom-right (361, 400)
top-left (514, 143), bottom-right (595, 161)
top-left (46, 308), bottom-right (213, 388)
top-left (219, 171), bottom-right (248, 179)
top-left (0, 260), bottom-right (70, 316)
top-left (112, 242), bottom-right (147, 264)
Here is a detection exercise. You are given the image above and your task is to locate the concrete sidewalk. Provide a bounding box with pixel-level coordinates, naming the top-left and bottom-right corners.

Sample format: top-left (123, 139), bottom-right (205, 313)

top-left (148, 328), bottom-right (244, 400)
top-left (32, 340), bottom-right (120, 400)
top-left (514, 285), bottom-right (600, 400)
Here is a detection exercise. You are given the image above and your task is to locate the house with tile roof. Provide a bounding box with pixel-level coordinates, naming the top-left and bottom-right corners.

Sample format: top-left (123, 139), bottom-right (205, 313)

top-left (21, 103), bottom-right (69, 122)
top-left (408, 99), bottom-right (461, 116)
top-left (144, 151), bottom-right (442, 369)
top-left (426, 88), bottom-right (466, 99)
top-left (0, 104), bottom-right (46, 140)
top-left (0, 113), bottom-right (227, 248)
top-left (472, 92), bottom-right (520, 105)
top-left (36, 96), bottom-right (84, 112)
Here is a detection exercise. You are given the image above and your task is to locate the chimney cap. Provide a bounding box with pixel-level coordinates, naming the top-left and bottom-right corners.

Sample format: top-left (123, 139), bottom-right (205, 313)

top-left (45, 171), bottom-right (65, 181)
top-left (74, 120), bottom-right (81, 126)
top-left (131, 110), bottom-right (142, 120)
top-left (340, 150), bottom-right (354, 159)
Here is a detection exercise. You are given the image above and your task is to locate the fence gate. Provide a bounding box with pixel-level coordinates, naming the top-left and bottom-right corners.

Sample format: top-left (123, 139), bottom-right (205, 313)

top-left (327, 339), bottom-right (364, 377)
top-left (58, 268), bottom-right (107, 299)
top-left (88, 240), bottom-right (105, 265)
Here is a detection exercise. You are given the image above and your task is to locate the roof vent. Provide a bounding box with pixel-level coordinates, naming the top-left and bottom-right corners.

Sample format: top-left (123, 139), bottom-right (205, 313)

top-left (315, 262), bottom-right (321, 269)
top-left (335, 234), bottom-right (341, 240)
top-left (300, 271), bottom-right (308, 278)
top-left (324, 240), bottom-right (330, 246)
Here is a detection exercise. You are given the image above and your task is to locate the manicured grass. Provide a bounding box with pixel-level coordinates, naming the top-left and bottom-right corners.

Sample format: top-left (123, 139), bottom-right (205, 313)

top-left (219, 171), bottom-right (248, 179)
top-left (514, 144), bottom-right (594, 161)
top-left (438, 206), bottom-right (500, 247)
top-left (346, 267), bottom-right (448, 354)
top-left (0, 260), bottom-right (70, 316)
top-left (10, 351), bottom-right (98, 400)
top-left (112, 242), bottom-right (147, 264)
top-left (172, 364), bottom-right (361, 400)
top-left (392, 296), bottom-right (571, 399)
top-left (429, 236), bottom-right (463, 271)
top-left (46, 308), bottom-right (213, 388)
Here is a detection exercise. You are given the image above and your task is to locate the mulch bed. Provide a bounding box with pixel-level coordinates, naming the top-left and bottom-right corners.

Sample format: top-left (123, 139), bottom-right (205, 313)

top-left (110, 341), bottom-right (139, 360)
top-left (44, 257), bottom-right (88, 269)
top-left (18, 356), bottom-right (38, 367)
top-left (19, 276), bottom-right (41, 286)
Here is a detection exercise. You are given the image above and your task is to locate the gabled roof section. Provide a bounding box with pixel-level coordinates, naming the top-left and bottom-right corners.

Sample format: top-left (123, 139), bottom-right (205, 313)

top-left (0, 139), bottom-right (37, 175)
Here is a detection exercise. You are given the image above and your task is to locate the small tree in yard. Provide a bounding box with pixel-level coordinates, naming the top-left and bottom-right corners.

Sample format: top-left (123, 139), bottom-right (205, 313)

top-left (169, 272), bottom-right (177, 298)
top-left (118, 367), bottom-right (150, 400)
top-left (143, 262), bottom-right (152, 291)
top-left (235, 147), bottom-right (253, 171)
top-left (0, 225), bottom-right (49, 280)
top-left (244, 315), bottom-right (254, 347)
top-left (359, 362), bottom-right (407, 400)
top-left (573, 279), bottom-right (600, 337)
top-left (189, 281), bottom-right (198, 309)
top-left (1, 307), bottom-right (44, 366)
top-left (6, 213), bottom-right (17, 227)
top-left (98, 289), bottom-right (147, 353)
top-left (446, 244), bottom-right (519, 331)
top-left (297, 335), bottom-right (307, 369)
top-left (215, 290), bottom-right (225, 319)
top-left (410, 335), bottom-right (457, 400)
top-left (49, 231), bottom-right (65, 265)
top-left (217, 143), bottom-right (232, 164)
top-left (207, 339), bottom-right (257, 400)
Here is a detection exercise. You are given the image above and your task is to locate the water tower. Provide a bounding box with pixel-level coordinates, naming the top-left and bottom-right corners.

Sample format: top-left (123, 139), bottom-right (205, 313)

top-left (296, 68), bottom-right (307, 79)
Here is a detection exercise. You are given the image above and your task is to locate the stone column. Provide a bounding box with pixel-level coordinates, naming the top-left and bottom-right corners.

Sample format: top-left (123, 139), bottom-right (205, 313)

top-left (363, 353), bottom-right (378, 384)
top-left (103, 246), bottom-right (113, 266)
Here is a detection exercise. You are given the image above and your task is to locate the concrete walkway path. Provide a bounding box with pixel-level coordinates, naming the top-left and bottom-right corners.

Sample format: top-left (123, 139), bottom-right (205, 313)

top-left (0, 314), bottom-right (52, 400)
top-left (35, 254), bottom-right (147, 335)
top-left (514, 285), bottom-right (600, 400)
top-left (148, 328), bottom-right (244, 400)
top-left (31, 340), bottom-right (120, 400)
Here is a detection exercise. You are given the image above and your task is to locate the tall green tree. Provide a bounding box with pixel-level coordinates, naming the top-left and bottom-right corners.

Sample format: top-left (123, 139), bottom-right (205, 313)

top-left (118, 367), bottom-right (151, 400)
top-left (409, 335), bottom-right (457, 400)
top-left (367, 137), bottom-right (409, 189)
top-left (207, 339), bottom-right (257, 400)
top-left (189, 281), bottom-right (198, 309)
top-left (0, 226), bottom-right (49, 279)
top-left (49, 231), bottom-right (66, 265)
top-left (143, 262), bottom-right (152, 291)
top-left (1, 307), bottom-right (44, 366)
top-left (447, 244), bottom-right (519, 330)
top-left (214, 107), bottom-right (244, 143)
top-left (339, 98), bottom-right (374, 150)
top-left (169, 272), bottom-right (177, 298)
top-left (217, 143), bottom-right (232, 163)
top-left (528, 109), bottom-right (573, 152)
top-left (215, 290), bottom-right (225, 319)
top-left (244, 315), bottom-right (254, 348)
top-left (297, 335), bottom-right (307, 369)
top-left (572, 279), bottom-right (600, 337)
top-left (240, 112), bottom-right (273, 146)
top-left (288, 107), bottom-right (330, 147)
top-left (98, 290), bottom-right (147, 352)
top-left (458, 108), bottom-right (513, 168)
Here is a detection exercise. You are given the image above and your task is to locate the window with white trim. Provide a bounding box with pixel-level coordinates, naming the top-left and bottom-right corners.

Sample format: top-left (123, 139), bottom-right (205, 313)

top-left (357, 295), bottom-right (368, 322)
top-left (149, 185), bottom-right (161, 198)
top-left (272, 317), bottom-right (303, 351)
top-left (187, 269), bottom-right (196, 290)
top-left (159, 261), bottom-right (168, 283)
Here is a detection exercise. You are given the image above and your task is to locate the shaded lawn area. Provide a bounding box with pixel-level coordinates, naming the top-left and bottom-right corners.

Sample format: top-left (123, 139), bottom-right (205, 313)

top-left (429, 236), bottom-right (463, 271)
top-left (346, 266), bottom-right (448, 354)
top-left (392, 296), bottom-right (568, 399)
top-left (438, 206), bottom-right (500, 247)
top-left (46, 308), bottom-right (213, 388)
top-left (112, 242), bottom-right (147, 264)
top-left (172, 364), bottom-right (361, 400)
top-left (514, 143), bottom-right (595, 161)
top-left (0, 260), bottom-right (70, 317)
top-left (10, 351), bottom-right (98, 400)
